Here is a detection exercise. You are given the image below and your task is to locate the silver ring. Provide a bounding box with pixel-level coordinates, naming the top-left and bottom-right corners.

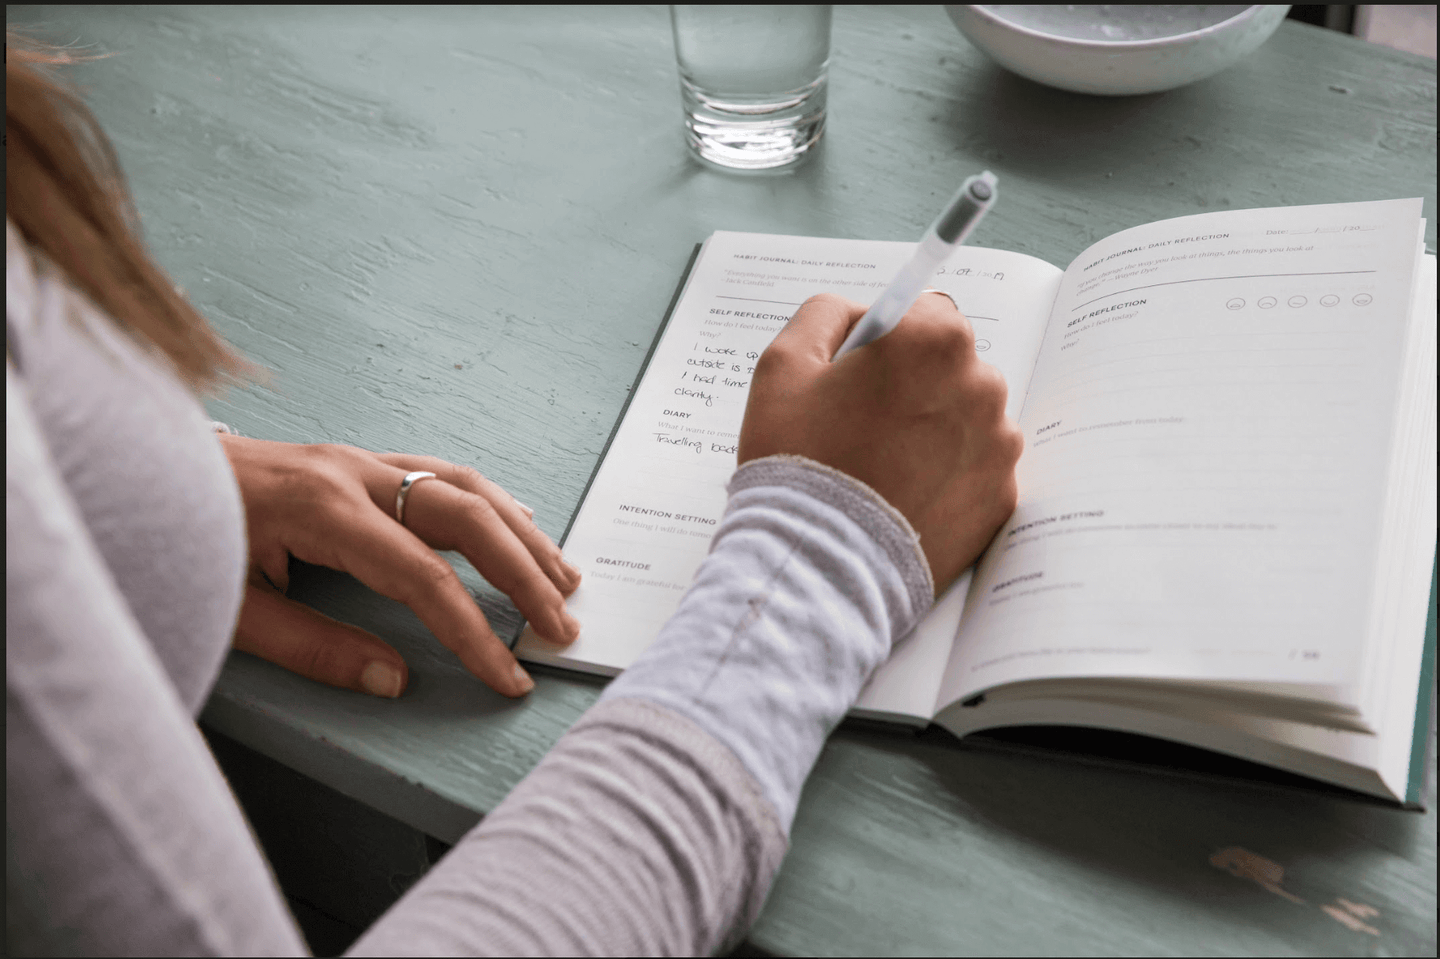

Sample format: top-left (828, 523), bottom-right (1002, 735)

top-left (921, 288), bottom-right (959, 310)
top-left (395, 471), bottom-right (438, 527)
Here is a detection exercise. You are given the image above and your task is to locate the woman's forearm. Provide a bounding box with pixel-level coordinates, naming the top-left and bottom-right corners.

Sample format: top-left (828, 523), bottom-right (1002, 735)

top-left (351, 455), bottom-right (932, 957)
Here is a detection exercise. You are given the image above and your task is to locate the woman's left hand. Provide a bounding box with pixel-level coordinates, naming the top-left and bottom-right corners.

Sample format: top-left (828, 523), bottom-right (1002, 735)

top-left (218, 435), bottom-right (581, 699)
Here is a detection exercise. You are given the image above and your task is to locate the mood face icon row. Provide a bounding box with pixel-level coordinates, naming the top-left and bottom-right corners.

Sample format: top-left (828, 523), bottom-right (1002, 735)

top-left (1225, 293), bottom-right (1373, 310)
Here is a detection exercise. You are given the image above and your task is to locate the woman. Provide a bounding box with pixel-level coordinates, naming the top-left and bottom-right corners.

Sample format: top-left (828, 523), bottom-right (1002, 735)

top-left (7, 30), bottom-right (1022, 956)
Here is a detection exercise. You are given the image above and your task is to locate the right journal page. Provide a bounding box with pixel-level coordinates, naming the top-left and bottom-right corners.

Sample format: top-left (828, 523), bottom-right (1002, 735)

top-left (938, 198), bottom-right (1424, 713)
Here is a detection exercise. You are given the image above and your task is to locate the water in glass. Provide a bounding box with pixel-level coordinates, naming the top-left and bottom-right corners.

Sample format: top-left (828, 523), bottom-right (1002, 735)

top-left (670, 5), bottom-right (832, 170)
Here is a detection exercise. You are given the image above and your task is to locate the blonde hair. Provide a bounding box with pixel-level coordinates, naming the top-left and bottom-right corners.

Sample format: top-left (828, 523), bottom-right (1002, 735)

top-left (6, 29), bottom-right (255, 392)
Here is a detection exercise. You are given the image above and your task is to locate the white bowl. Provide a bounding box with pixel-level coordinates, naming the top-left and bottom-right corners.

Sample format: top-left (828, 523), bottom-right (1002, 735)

top-left (945, 5), bottom-right (1291, 95)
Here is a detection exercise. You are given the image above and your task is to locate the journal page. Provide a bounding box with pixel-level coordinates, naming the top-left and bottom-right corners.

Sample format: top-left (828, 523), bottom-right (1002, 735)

top-left (517, 230), bottom-right (1062, 718)
top-left (940, 199), bottom-right (1424, 709)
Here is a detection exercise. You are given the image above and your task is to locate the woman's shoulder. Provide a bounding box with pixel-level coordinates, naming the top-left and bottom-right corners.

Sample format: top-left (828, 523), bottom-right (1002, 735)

top-left (7, 217), bottom-right (118, 373)
top-left (6, 216), bottom-right (248, 714)
top-left (7, 218), bottom-right (41, 354)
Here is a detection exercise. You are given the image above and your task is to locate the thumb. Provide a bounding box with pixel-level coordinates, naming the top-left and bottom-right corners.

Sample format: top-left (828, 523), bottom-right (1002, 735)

top-left (233, 584), bottom-right (409, 698)
top-left (767, 293), bottom-right (867, 366)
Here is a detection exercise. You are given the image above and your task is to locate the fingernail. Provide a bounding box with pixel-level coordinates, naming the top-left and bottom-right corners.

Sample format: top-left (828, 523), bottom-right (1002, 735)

top-left (513, 663), bottom-right (535, 694)
top-left (564, 561), bottom-right (581, 580)
top-left (563, 612), bottom-right (581, 641)
top-left (515, 500), bottom-right (535, 519)
top-left (361, 661), bottom-right (403, 698)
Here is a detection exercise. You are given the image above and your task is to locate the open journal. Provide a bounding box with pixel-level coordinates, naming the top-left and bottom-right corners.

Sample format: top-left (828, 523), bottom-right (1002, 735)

top-left (517, 198), bottom-right (1437, 807)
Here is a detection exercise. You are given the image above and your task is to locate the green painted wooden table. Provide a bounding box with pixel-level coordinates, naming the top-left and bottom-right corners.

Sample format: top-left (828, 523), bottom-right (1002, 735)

top-left (11, 6), bottom-right (1436, 955)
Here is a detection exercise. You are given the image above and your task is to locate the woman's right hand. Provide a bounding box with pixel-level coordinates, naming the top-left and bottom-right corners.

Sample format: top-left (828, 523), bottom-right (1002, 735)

top-left (739, 292), bottom-right (1024, 594)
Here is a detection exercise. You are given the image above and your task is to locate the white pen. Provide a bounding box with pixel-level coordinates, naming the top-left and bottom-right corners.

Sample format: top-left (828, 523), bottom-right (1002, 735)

top-left (832, 170), bottom-right (998, 360)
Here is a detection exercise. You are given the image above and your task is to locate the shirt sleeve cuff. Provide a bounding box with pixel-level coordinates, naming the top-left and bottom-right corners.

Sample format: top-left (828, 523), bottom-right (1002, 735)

top-left (600, 453), bottom-right (934, 832)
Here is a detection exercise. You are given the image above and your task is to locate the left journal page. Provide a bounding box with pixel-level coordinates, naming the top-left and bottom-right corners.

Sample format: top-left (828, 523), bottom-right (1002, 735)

top-left (516, 230), bottom-right (1061, 719)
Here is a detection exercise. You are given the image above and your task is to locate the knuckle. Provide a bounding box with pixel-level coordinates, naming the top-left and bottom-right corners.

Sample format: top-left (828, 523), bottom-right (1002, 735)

top-left (1001, 423), bottom-right (1026, 464)
top-left (966, 363), bottom-right (1009, 413)
top-left (996, 429), bottom-right (1031, 475)
top-left (801, 292), bottom-right (848, 312)
top-left (510, 574), bottom-right (554, 613)
top-left (408, 553), bottom-right (460, 605)
top-left (308, 442), bottom-right (360, 465)
top-left (493, 555), bottom-right (546, 603)
top-left (274, 456), bottom-right (347, 506)
top-left (753, 345), bottom-right (790, 378)
top-left (293, 642), bottom-right (329, 680)
top-left (907, 315), bottom-right (975, 358)
top-left (973, 360), bottom-right (1009, 395)
top-left (294, 630), bottom-right (355, 682)
top-left (299, 442), bottom-right (357, 479)
top-left (452, 462), bottom-right (488, 488)
top-left (458, 493), bottom-right (500, 534)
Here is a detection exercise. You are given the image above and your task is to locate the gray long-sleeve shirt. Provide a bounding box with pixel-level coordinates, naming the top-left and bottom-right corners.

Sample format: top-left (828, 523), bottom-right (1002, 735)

top-left (6, 219), bottom-right (933, 956)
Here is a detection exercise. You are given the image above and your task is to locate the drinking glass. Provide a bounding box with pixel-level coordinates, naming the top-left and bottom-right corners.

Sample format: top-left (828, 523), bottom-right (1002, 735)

top-left (670, 5), bottom-right (832, 171)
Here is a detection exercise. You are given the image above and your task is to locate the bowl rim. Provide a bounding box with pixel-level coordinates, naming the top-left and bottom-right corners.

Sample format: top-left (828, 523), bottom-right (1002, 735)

top-left (960, 4), bottom-right (1272, 49)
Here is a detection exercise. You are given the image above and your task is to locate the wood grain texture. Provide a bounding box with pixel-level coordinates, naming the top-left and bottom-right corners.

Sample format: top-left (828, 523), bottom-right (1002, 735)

top-left (8, 5), bottom-right (1434, 955)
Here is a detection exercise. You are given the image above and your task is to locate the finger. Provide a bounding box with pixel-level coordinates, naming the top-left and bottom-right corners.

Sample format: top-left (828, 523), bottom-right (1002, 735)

top-left (881, 294), bottom-right (978, 369)
top-left (234, 583), bottom-right (409, 698)
top-left (373, 454), bottom-right (581, 596)
top-left (379, 455), bottom-right (580, 595)
top-left (294, 498), bottom-right (536, 697)
top-left (380, 471), bottom-right (580, 646)
top-left (917, 288), bottom-right (974, 332)
top-left (767, 293), bottom-right (867, 366)
top-left (920, 288), bottom-right (961, 314)
top-left (903, 288), bottom-right (976, 342)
